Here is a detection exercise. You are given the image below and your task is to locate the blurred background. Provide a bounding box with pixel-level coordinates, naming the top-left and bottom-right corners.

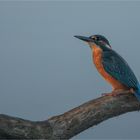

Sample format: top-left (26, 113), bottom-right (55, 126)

top-left (0, 1), bottom-right (140, 139)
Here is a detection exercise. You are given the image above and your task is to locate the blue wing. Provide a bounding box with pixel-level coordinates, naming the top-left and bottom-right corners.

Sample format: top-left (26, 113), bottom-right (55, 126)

top-left (102, 50), bottom-right (139, 90)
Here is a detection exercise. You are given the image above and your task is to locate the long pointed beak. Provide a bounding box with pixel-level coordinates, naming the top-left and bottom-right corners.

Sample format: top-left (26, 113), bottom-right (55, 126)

top-left (74, 35), bottom-right (93, 42)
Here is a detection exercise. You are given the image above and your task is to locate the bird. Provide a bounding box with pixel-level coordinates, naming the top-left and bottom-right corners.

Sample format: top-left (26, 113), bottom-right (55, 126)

top-left (74, 34), bottom-right (140, 101)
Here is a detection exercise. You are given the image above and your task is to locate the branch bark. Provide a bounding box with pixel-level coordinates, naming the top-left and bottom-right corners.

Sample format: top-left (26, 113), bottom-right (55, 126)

top-left (0, 92), bottom-right (140, 139)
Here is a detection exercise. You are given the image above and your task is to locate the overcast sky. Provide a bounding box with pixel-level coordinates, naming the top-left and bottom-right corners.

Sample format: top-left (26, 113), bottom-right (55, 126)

top-left (0, 1), bottom-right (140, 139)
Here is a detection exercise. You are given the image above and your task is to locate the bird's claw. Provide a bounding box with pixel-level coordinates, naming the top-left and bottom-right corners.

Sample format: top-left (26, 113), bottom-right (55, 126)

top-left (102, 89), bottom-right (133, 97)
top-left (101, 92), bottom-right (118, 97)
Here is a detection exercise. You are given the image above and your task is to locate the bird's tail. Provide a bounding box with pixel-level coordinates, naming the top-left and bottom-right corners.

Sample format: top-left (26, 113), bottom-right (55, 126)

top-left (134, 84), bottom-right (140, 102)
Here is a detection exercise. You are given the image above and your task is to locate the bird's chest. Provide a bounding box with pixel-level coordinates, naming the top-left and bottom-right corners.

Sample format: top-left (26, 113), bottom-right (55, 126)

top-left (92, 47), bottom-right (126, 89)
top-left (92, 47), bottom-right (104, 72)
top-left (92, 47), bottom-right (109, 81)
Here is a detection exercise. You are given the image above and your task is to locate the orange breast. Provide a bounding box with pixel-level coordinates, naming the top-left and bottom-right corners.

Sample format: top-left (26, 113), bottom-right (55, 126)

top-left (92, 45), bottom-right (128, 90)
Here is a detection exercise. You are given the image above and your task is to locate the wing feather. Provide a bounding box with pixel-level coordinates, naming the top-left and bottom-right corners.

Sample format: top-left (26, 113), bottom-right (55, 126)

top-left (102, 50), bottom-right (139, 89)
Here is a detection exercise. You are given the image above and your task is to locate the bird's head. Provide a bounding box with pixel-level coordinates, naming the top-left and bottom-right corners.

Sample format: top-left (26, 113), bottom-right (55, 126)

top-left (74, 34), bottom-right (111, 50)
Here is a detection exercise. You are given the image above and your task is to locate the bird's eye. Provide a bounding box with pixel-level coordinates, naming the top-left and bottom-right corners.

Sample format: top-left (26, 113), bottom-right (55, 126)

top-left (91, 36), bottom-right (96, 40)
top-left (91, 36), bottom-right (100, 41)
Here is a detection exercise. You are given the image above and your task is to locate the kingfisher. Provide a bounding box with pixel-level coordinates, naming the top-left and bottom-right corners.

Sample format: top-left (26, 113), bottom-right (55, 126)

top-left (74, 34), bottom-right (140, 101)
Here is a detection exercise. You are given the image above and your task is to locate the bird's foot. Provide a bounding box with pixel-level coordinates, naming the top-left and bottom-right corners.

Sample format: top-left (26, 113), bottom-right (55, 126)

top-left (102, 89), bottom-right (131, 97)
top-left (101, 92), bottom-right (120, 97)
top-left (130, 88), bottom-right (135, 94)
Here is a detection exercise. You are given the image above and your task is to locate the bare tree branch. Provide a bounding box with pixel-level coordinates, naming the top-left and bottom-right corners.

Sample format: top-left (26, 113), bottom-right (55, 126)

top-left (0, 92), bottom-right (140, 139)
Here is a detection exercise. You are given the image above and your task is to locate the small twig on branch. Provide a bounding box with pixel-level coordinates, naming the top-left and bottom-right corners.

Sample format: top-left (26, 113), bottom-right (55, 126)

top-left (0, 92), bottom-right (139, 139)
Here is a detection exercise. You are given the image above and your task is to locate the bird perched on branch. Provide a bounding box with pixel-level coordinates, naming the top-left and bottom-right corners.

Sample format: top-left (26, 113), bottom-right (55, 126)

top-left (74, 34), bottom-right (140, 101)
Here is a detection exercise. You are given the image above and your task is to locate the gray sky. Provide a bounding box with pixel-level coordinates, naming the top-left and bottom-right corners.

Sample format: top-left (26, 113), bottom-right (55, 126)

top-left (0, 1), bottom-right (140, 139)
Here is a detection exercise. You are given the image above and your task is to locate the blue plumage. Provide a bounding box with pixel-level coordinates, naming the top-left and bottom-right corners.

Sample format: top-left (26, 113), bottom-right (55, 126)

top-left (102, 49), bottom-right (140, 101)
